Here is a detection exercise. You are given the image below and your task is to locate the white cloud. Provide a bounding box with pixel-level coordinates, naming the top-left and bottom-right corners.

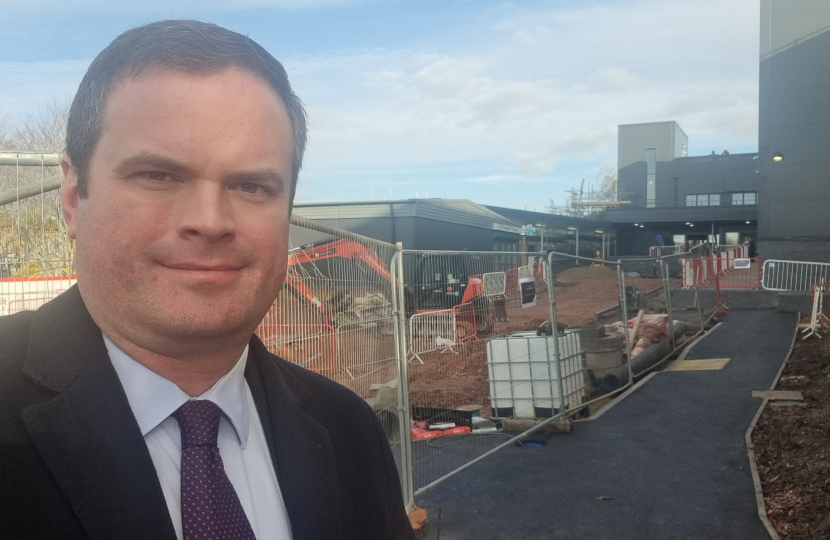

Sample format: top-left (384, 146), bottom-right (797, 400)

top-left (0, 0), bottom-right (762, 208)
top-left (0, 0), bottom-right (348, 12)
top-left (293, 0), bottom-right (759, 184)
top-left (459, 174), bottom-right (546, 185)
top-left (590, 68), bottom-right (641, 92)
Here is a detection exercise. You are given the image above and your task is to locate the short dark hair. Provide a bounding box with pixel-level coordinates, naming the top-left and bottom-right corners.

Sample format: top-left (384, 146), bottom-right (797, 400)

top-left (66, 20), bottom-right (307, 206)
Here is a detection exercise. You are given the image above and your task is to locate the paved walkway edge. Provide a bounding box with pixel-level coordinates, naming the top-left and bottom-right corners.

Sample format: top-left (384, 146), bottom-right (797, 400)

top-left (744, 312), bottom-right (799, 540)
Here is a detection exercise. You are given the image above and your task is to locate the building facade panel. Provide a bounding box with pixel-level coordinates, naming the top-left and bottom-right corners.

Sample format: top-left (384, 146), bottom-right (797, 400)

top-left (758, 1), bottom-right (830, 257)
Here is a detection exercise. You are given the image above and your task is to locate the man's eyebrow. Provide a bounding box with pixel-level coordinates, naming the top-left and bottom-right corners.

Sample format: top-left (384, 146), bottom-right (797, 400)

top-left (114, 152), bottom-right (195, 176)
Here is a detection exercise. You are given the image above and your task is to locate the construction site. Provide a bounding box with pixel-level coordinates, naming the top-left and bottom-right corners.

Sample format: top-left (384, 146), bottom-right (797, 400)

top-left (2, 1), bottom-right (830, 539)
top-left (2, 142), bottom-right (830, 539)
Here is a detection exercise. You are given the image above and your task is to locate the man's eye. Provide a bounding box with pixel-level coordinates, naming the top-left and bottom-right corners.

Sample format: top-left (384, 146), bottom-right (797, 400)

top-left (239, 183), bottom-right (264, 194)
top-left (138, 171), bottom-right (170, 182)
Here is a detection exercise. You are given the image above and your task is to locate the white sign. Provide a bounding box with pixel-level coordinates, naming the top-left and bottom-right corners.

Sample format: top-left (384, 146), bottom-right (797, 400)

top-left (492, 223), bottom-right (523, 234)
top-left (734, 258), bottom-right (751, 269)
top-left (519, 277), bottom-right (537, 308)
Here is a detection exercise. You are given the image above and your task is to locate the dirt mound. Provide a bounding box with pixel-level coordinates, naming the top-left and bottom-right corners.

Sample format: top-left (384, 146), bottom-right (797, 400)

top-left (557, 265), bottom-right (617, 282)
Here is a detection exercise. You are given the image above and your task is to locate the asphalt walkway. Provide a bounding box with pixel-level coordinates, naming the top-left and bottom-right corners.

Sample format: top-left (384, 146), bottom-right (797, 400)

top-left (416, 310), bottom-right (795, 540)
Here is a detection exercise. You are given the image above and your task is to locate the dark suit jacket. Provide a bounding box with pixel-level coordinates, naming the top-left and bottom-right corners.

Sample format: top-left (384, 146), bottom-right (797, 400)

top-left (0, 286), bottom-right (415, 540)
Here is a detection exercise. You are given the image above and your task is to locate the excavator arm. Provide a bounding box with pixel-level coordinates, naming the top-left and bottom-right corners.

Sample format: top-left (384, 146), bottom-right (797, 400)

top-left (280, 239), bottom-right (393, 325)
top-left (287, 239), bottom-right (392, 282)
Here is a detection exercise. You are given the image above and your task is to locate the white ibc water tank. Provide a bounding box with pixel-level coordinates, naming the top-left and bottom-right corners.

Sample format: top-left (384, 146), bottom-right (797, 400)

top-left (486, 331), bottom-right (584, 419)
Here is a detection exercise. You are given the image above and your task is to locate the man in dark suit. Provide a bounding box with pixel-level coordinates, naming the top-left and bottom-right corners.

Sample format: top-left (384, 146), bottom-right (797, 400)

top-left (0, 20), bottom-right (414, 540)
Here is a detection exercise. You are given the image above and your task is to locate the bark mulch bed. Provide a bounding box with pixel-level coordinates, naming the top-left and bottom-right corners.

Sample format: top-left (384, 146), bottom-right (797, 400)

top-left (752, 335), bottom-right (830, 539)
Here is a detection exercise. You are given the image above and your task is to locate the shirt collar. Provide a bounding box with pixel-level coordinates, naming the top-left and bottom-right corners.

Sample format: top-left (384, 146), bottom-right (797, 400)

top-left (105, 334), bottom-right (251, 448)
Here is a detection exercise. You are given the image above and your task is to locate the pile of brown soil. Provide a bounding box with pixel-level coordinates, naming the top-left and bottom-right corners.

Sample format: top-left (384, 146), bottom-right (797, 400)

top-left (752, 337), bottom-right (830, 539)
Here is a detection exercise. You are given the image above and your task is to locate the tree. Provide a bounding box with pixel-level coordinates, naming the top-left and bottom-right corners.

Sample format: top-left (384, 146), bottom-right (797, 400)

top-left (595, 168), bottom-right (618, 202)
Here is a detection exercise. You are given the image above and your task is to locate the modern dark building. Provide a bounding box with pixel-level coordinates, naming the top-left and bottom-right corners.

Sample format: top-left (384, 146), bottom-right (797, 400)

top-left (758, 0), bottom-right (830, 261)
top-left (484, 205), bottom-right (614, 259)
top-left (293, 199), bottom-right (614, 256)
top-left (606, 121), bottom-right (760, 255)
top-left (608, 1), bottom-right (830, 259)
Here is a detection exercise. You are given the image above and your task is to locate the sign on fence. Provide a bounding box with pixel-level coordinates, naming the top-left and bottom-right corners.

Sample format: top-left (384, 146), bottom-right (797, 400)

top-left (519, 277), bottom-right (537, 308)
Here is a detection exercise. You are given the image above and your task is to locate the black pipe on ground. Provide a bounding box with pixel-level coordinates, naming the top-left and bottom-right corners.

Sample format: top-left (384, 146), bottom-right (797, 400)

top-left (600, 321), bottom-right (688, 392)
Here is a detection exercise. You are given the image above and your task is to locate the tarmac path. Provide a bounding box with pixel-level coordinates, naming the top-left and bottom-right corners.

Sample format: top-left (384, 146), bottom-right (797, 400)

top-left (415, 310), bottom-right (795, 540)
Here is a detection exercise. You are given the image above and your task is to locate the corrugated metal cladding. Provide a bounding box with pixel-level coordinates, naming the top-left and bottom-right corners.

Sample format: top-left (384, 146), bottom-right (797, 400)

top-left (292, 203), bottom-right (413, 220)
top-left (415, 200), bottom-right (516, 229)
top-left (293, 199), bottom-right (515, 230)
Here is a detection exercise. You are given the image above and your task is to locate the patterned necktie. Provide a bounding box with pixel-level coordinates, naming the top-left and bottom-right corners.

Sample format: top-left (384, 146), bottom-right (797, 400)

top-left (173, 400), bottom-right (257, 540)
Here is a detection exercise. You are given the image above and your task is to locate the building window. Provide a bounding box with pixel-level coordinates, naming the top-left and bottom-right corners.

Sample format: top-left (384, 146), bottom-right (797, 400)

top-left (732, 192), bottom-right (757, 205)
top-left (686, 194), bottom-right (720, 207)
top-left (646, 148), bottom-right (656, 208)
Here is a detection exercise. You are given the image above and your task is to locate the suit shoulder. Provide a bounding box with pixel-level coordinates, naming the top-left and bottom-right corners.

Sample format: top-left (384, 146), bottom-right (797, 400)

top-left (0, 311), bottom-right (35, 372)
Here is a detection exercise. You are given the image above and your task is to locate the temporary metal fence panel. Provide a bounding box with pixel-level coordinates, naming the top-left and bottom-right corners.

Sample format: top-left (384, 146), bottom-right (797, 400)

top-left (482, 271), bottom-right (506, 296)
top-left (1, 152), bottom-right (73, 285)
top-left (396, 249), bottom-right (560, 497)
top-left (714, 258), bottom-right (762, 289)
top-left (649, 246), bottom-right (682, 257)
top-left (546, 252), bottom-right (635, 409)
top-left (681, 254), bottom-right (760, 290)
top-left (255, 215), bottom-right (411, 506)
top-left (335, 320), bottom-right (396, 380)
top-left (453, 301), bottom-right (479, 343)
top-left (255, 323), bottom-right (337, 372)
top-left (408, 308), bottom-right (457, 363)
top-left (762, 259), bottom-right (830, 292)
top-left (0, 261), bottom-right (76, 316)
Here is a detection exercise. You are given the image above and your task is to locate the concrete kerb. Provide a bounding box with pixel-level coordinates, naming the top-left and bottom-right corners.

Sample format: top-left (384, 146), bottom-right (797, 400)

top-left (744, 312), bottom-right (799, 540)
top-left (574, 372), bottom-right (659, 422)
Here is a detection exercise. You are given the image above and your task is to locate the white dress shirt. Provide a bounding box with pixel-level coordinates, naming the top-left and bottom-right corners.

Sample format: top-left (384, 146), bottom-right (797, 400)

top-left (105, 335), bottom-right (293, 540)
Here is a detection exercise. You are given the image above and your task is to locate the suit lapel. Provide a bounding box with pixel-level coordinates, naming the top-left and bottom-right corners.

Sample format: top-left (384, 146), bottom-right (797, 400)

top-left (21, 286), bottom-right (177, 540)
top-left (246, 339), bottom-right (343, 540)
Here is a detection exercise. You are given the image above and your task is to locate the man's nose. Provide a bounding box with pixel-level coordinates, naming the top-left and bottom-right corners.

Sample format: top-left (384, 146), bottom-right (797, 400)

top-left (176, 182), bottom-right (237, 242)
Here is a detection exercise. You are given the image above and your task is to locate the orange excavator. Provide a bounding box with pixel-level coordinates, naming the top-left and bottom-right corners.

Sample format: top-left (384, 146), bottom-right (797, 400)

top-left (281, 240), bottom-right (507, 335)
top-left (281, 239), bottom-right (393, 326)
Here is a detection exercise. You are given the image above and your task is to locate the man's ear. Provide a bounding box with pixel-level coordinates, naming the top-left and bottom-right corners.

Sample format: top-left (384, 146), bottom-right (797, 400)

top-left (60, 155), bottom-right (80, 240)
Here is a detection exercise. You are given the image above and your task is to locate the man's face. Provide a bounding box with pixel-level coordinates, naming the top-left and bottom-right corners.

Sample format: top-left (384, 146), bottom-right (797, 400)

top-left (61, 67), bottom-right (293, 350)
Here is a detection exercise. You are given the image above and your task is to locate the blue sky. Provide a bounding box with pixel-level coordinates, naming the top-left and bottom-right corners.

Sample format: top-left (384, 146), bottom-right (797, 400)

top-left (0, 0), bottom-right (760, 210)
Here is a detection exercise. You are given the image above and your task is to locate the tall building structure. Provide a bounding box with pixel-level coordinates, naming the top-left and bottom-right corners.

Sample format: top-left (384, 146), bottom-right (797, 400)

top-left (758, 0), bottom-right (830, 261)
top-left (607, 122), bottom-right (760, 255)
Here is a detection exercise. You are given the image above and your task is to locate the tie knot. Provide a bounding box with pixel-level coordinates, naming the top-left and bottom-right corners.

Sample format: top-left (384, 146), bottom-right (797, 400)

top-left (173, 400), bottom-right (222, 448)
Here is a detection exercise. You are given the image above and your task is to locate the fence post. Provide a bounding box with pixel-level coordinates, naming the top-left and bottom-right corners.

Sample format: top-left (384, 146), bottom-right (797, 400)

top-left (661, 257), bottom-right (675, 352)
top-left (616, 263), bottom-right (634, 387)
top-left (544, 256), bottom-right (567, 416)
top-left (390, 250), bottom-right (415, 511)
